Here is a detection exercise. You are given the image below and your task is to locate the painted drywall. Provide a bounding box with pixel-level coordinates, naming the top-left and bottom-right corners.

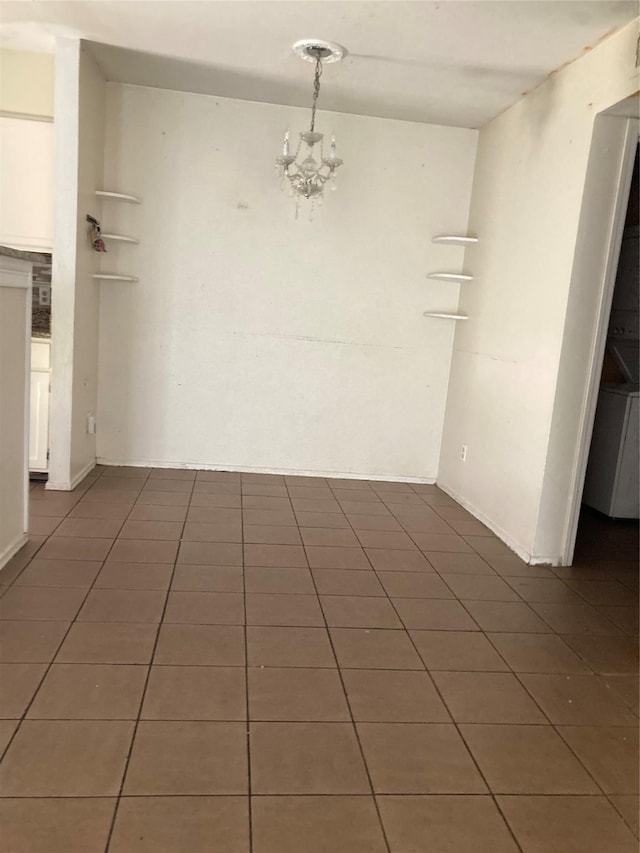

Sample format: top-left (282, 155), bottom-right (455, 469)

top-left (0, 48), bottom-right (54, 117)
top-left (438, 19), bottom-right (640, 563)
top-left (0, 257), bottom-right (31, 568)
top-left (48, 40), bottom-right (105, 489)
top-left (97, 84), bottom-right (477, 479)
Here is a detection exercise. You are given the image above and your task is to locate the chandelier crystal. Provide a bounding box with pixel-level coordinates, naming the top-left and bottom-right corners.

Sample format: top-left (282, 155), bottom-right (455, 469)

top-left (276, 41), bottom-right (345, 208)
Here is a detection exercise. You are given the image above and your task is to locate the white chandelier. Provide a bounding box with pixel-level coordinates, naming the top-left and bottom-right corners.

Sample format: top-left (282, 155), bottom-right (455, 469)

top-left (276, 40), bottom-right (345, 208)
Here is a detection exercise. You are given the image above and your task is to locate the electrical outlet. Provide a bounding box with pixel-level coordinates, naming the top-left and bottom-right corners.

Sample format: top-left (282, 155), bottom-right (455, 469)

top-left (460, 444), bottom-right (467, 462)
top-left (86, 414), bottom-right (96, 435)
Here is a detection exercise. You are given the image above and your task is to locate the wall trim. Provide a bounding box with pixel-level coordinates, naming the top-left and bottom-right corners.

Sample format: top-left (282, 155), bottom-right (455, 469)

top-left (0, 533), bottom-right (28, 572)
top-left (437, 479), bottom-right (559, 566)
top-left (46, 459), bottom-right (96, 492)
top-left (96, 457), bottom-right (436, 485)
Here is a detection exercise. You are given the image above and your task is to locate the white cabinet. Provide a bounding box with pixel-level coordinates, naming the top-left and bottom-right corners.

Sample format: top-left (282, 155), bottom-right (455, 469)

top-left (29, 339), bottom-right (50, 472)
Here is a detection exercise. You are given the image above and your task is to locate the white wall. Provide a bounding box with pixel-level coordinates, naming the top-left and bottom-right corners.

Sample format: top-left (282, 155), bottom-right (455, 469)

top-left (438, 19), bottom-right (639, 563)
top-left (97, 84), bottom-right (477, 480)
top-left (48, 40), bottom-right (105, 489)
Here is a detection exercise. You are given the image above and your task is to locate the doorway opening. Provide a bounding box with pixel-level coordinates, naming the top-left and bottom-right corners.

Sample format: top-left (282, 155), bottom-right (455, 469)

top-left (576, 142), bottom-right (639, 568)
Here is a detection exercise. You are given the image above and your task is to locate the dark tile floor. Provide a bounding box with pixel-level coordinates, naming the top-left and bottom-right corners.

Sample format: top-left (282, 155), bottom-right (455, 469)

top-left (0, 468), bottom-right (637, 852)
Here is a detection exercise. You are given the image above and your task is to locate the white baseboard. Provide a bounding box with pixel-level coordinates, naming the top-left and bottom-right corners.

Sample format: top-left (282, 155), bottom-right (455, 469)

top-left (46, 459), bottom-right (96, 492)
top-left (96, 457), bottom-right (436, 486)
top-left (436, 480), bottom-right (559, 566)
top-left (0, 533), bottom-right (28, 572)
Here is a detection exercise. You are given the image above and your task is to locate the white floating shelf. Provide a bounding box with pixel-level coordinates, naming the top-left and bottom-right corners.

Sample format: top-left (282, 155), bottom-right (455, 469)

top-left (102, 234), bottom-right (139, 244)
top-left (432, 235), bottom-right (478, 245)
top-left (92, 274), bottom-right (138, 282)
top-left (95, 190), bottom-right (142, 204)
top-left (423, 312), bottom-right (468, 320)
top-left (427, 273), bottom-right (473, 282)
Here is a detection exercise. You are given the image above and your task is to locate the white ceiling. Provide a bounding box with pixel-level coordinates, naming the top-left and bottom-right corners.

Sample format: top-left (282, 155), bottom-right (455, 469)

top-left (1, 1), bottom-right (637, 128)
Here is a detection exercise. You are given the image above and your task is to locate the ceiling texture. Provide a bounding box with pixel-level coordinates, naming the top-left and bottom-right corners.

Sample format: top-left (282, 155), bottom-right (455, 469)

top-left (0, 0), bottom-right (637, 128)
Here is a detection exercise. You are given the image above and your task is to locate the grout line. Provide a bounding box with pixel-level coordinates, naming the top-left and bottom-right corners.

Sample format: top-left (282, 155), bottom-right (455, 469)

top-left (102, 465), bottom-right (181, 853)
top-left (290, 477), bottom-right (393, 853)
top-left (240, 475), bottom-right (254, 853)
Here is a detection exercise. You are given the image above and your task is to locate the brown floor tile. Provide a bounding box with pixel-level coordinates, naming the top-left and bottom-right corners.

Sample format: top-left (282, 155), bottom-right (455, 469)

top-left (284, 475), bottom-right (325, 487)
top-left (154, 624), bottom-right (245, 666)
top-left (141, 665), bottom-right (246, 720)
top-left (519, 673), bottom-right (637, 725)
top-left (109, 539), bottom-right (179, 564)
top-left (598, 605), bottom-right (639, 635)
top-left (347, 514), bottom-right (403, 531)
top-left (0, 663), bottom-right (47, 717)
top-left (123, 721), bottom-right (247, 794)
top-left (109, 796), bottom-right (249, 853)
top-left (171, 565), bottom-right (244, 593)
top-left (531, 602), bottom-right (623, 635)
top-left (300, 527), bottom-right (360, 547)
top-left (377, 571), bottom-right (453, 598)
top-left (244, 525), bottom-right (302, 545)
top-left (359, 722), bottom-right (486, 793)
top-left (564, 579), bottom-right (634, 606)
top-left (177, 541), bottom-right (243, 565)
top-left (411, 630), bottom-right (509, 671)
top-left (334, 488), bottom-right (380, 503)
top-left (250, 722), bottom-right (369, 793)
top-left (243, 508), bottom-right (296, 526)
top-left (395, 513), bottom-right (455, 535)
top-left (432, 672), bottom-right (546, 723)
top-left (186, 507), bottom-right (241, 525)
top-left (15, 558), bottom-right (102, 588)
top-left (30, 497), bottom-right (82, 517)
top-left (305, 545), bottom-right (370, 570)
top-left (426, 552), bottom-right (494, 574)
top-left (0, 719), bottom-right (19, 754)
top-left (312, 568), bottom-right (386, 597)
top-left (561, 633), bottom-right (639, 674)
top-left (378, 795), bottom-right (519, 853)
top-left (0, 620), bottom-right (69, 662)
top-left (245, 567), bottom-right (315, 594)
top-left (497, 795), bottom-right (637, 853)
top-left (330, 627), bottom-right (424, 669)
top-left (292, 498), bottom-right (342, 513)
top-left (243, 496), bottom-right (292, 511)
top-left (488, 556), bottom-right (554, 577)
top-left (247, 626), bottom-right (335, 667)
top-left (27, 515), bottom-right (63, 536)
top-left (37, 537), bottom-right (113, 562)
top-left (52, 517), bottom-right (123, 539)
top-left (182, 521), bottom-right (242, 542)
top-left (335, 501), bottom-right (391, 516)
top-left (295, 511), bottom-right (351, 528)
top-left (0, 719), bottom-right (133, 795)
top-left (462, 535), bottom-right (515, 556)
top-left (610, 795), bottom-right (640, 837)
top-left (461, 724), bottom-right (597, 794)
top-left (78, 589), bottom-right (166, 623)
top-left (357, 530), bottom-right (419, 550)
top-left (128, 504), bottom-right (187, 521)
top-left (190, 492), bottom-right (242, 508)
top-left (56, 622), bottom-right (158, 664)
top-left (0, 797), bottom-right (116, 853)
top-left (343, 669), bottom-right (449, 722)
top-left (392, 598), bottom-right (479, 631)
top-left (505, 577), bottom-right (585, 603)
top-left (487, 632), bottom-right (590, 673)
top-left (118, 520), bottom-right (184, 540)
top-left (410, 533), bottom-right (474, 552)
top-left (69, 502), bottom-right (132, 520)
top-left (321, 595), bottom-right (401, 628)
top-left (559, 726), bottom-right (639, 794)
top-left (243, 483), bottom-right (288, 497)
top-left (199, 471), bottom-right (241, 483)
top-left (164, 591), bottom-right (244, 625)
top-left (445, 574), bottom-right (522, 601)
top-left (366, 549), bottom-right (433, 572)
top-left (248, 667), bottom-right (350, 721)
top-left (150, 469), bottom-right (195, 480)
top-left (142, 478), bottom-right (192, 493)
top-left (27, 663), bottom-right (147, 719)
top-left (101, 467), bottom-right (149, 478)
top-left (601, 674), bottom-right (640, 714)
top-left (246, 593), bottom-right (323, 627)
top-left (463, 601), bottom-right (552, 632)
top-left (252, 795), bottom-right (386, 853)
top-left (95, 562), bottom-right (173, 591)
top-left (0, 587), bottom-right (86, 621)
top-left (136, 490), bottom-right (190, 506)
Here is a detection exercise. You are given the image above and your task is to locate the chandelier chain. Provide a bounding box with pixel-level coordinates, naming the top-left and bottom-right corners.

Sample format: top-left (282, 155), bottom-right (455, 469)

top-left (309, 55), bottom-right (323, 133)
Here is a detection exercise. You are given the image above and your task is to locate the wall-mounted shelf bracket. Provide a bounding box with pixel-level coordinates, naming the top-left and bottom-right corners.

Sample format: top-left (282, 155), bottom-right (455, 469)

top-left (92, 274), bottom-right (138, 282)
top-left (427, 273), bottom-right (473, 282)
top-left (95, 190), bottom-right (142, 203)
top-left (432, 235), bottom-right (478, 245)
top-left (423, 312), bottom-right (468, 320)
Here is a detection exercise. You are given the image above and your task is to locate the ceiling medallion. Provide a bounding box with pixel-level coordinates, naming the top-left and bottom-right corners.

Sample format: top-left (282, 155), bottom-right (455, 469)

top-left (276, 39), bottom-right (346, 216)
